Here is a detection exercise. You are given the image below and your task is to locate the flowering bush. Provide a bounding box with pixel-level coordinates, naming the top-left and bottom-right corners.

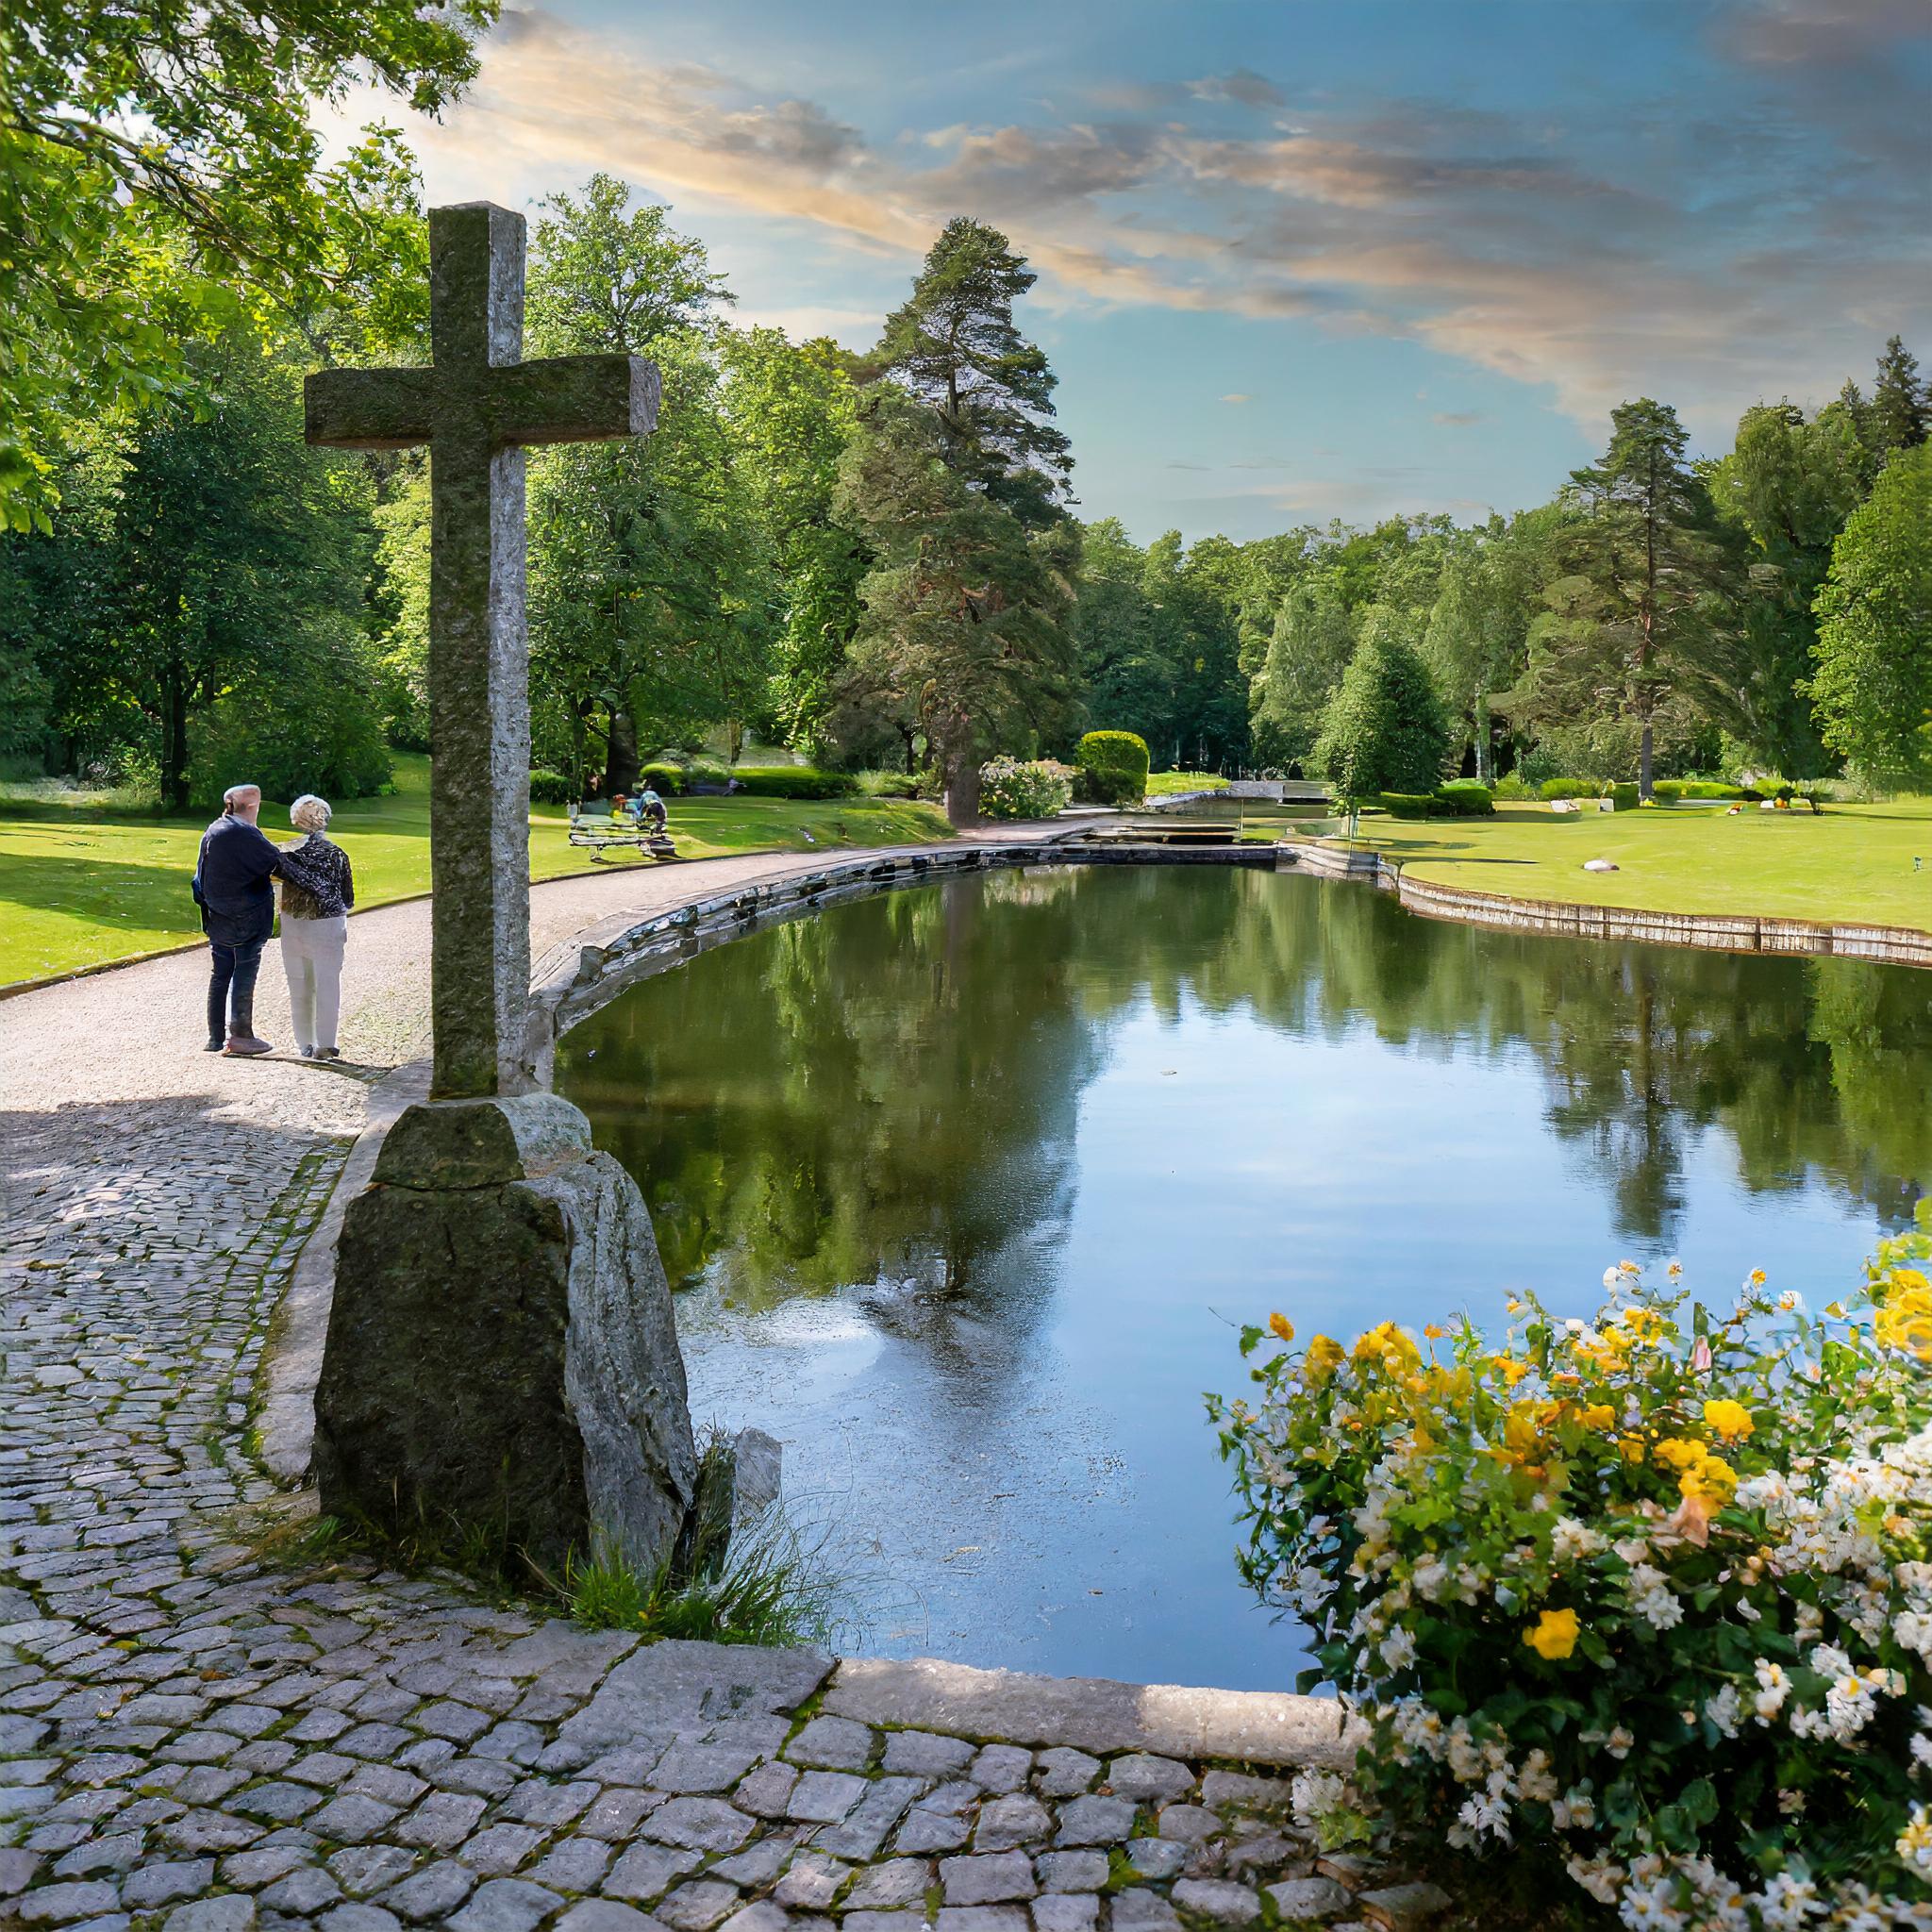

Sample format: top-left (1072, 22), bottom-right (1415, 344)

top-left (978, 757), bottom-right (1074, 821)
top-left (1209, 1207), bottom-right (1932, 1931)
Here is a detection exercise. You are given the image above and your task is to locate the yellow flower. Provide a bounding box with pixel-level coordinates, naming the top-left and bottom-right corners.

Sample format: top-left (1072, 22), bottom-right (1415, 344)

top-left (1619, 1435), bottom-right (1647, 1463)
top-left (1680, 1454), bottom-right (1737, 1503)
top-left (1424, 1324), bottom-right (1446, 1340)
top-left (1654, 1437), bottom-right (1707, 1472)
top-left (1524, 1607), bottom-right (1579, 1660)
top-left (1578, 1403), bottom-right (1617, 1431)
top-left (1490, 1355), bottom-right (1533, 1389)
top-left (1304, 1335), bottom-right (1345, 1383)
top-left (1749, 1269), bottom-right (1767, 1287)
top-left (1269, 1312), bottom-right (1295, 1343)
top-left (1703, 1399), bottom-right (1754, 1441)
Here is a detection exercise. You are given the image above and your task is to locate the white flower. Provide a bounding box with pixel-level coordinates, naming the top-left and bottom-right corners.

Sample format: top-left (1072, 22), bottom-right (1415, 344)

top-left (1552, 1516), bottom-right (1605, 1563)
top-left (1289, 1769), bottom-right (1350, 1831)
top-left (1752, 1868), bottom-right (1822, 1931)
top-left (1606, 1724), bottom-right (1634, 1759)
top-left (1566, 1855), bottom-right (1625, 1906)
top-left (1628, 1562), bottom-right (1683, 1632)
top-left (1898, 1802), bottom-right (1932, 1876)
top-left (1551, 1784), bottom-right (1596, 1831)
top-left (1752, 1659), bottom-right (1790, 1724)
top-left (1703, 1683), bottom-right (1740, 1739)
top-left (1378, 1625), bottom-right (1417, 1673)
top-left (1517, 1749), bottom-right (1558, 1804)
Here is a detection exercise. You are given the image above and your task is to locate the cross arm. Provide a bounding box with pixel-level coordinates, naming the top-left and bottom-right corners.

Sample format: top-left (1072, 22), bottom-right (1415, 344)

top-left (306, 366), bottom-right (438, 451)
top-left (491, 355), bottom-right (660, 448)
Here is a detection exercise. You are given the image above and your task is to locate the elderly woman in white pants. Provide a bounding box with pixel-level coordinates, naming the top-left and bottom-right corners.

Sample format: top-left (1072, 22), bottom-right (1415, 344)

top-left (275, 793), bottom-right (356, 1060)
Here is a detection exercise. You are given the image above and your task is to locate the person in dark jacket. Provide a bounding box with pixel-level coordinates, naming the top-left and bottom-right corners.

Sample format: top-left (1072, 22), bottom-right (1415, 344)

top-left (192, 784), bottom-right (282, 1055)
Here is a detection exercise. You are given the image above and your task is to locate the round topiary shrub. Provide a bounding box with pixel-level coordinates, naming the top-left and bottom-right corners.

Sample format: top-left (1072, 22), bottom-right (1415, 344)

top-left (1075, 730), bottom-right (1151, 807)
top-left (527, 769), bottom-right (574, 805)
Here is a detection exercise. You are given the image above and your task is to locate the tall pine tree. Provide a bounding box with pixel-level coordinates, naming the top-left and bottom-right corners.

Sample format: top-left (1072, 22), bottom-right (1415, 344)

top-left (1868, 335), bottom-right (1929, 464)
top-left (840, 221), bottom-right (1078, 823)
top-left (869, 218), bottom-right (1072, 529)
top-left (1522, 400), bottom-right (1740, 796)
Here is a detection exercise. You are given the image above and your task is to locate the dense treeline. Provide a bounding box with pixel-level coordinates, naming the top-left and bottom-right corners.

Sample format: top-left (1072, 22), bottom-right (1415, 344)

top-left (5, 1), bottom-right (1929, 820)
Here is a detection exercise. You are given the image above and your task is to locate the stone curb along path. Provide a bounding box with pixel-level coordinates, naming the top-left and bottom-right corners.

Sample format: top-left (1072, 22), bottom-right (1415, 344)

top-left (3, 838), bottom-right (1459, 1932)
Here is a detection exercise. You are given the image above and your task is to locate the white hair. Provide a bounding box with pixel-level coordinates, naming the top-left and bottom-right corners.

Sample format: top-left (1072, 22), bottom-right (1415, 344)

top-left (290, 793), bottom-right (332, 832)
top-left (223, 782), bottom-right (261, 810)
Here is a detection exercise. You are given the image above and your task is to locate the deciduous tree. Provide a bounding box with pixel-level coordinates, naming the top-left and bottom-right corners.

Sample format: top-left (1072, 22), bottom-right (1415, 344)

top-left (1807, 443), bottom-right (1932, 788)
top-left (1, 0), bottom-right (489, 526)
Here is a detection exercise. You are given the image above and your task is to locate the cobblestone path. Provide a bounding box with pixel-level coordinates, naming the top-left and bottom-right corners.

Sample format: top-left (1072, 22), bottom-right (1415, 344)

top-left (2, 856), bottom-right (1443, 1932)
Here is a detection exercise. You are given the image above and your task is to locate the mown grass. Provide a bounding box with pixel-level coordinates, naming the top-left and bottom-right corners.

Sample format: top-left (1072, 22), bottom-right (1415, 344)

top-left (0, 752), bottom-right (955, 985)
top-left (1144, 770), bottom-right (1231, 796)
top-left (1336, 796), bottom-right (1932, 932)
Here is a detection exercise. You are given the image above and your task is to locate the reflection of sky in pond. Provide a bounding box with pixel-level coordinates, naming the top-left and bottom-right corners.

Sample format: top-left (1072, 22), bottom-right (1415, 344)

top-left (557, 866), bottom-right (1931, 1689)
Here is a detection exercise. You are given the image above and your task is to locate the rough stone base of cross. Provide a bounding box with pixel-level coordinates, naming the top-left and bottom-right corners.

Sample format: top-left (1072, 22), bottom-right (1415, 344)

top-left (314, 1091), bottom-right (708, 1575)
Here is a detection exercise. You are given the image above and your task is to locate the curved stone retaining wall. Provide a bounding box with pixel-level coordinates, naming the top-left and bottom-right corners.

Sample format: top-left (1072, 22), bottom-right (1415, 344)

top-left (1277, 841), bottom-right (1932, 969)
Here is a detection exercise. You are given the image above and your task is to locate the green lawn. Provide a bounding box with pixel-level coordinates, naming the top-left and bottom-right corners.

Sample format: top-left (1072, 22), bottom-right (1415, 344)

top-left (1145, 771), bottom-right (1231, 796)
top-left (0, 755), bottom-right (955, 986)
top-left (1339, 798), bottom-right (1932, 933)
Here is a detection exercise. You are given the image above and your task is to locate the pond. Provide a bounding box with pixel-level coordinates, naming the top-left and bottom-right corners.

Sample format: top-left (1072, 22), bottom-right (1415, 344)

top-left (556, 863), bottom-right (1932, 1689)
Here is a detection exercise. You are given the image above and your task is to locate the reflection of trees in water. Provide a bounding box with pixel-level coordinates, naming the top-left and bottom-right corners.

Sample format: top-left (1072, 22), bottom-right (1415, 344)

top-left (1205, 874), bottom-right (1931, 1241)
top-left (558, 868), bottom-right (1932, 1314)
top-left (558, 870), bottom-right (1100, 1386)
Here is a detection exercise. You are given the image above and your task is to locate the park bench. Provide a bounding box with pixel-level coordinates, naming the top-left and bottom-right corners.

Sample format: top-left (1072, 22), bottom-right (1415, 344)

top-left (567, 801), bottom-right (679, 862)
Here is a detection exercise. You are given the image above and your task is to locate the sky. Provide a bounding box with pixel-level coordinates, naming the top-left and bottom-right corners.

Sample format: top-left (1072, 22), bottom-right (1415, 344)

top-left (325, 0), bottom-right (1932, 543)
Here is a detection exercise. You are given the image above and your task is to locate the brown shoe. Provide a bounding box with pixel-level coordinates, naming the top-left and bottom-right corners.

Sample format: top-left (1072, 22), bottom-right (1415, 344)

top-left (225, 1034), bottom-right (275, 1057)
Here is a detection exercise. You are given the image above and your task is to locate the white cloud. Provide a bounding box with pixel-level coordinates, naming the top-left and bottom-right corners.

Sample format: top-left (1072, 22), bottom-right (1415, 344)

top-left (318, 6), bottom-right (1932, 442)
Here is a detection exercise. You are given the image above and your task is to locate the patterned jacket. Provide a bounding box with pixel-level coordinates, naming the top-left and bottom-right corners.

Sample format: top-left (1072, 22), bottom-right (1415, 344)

top-left (276, 835), bottom-right (356, 921)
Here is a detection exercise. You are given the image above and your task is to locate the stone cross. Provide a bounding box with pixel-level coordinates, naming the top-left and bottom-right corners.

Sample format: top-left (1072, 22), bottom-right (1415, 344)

top-left (306, 202), bottom-right (658, 1098)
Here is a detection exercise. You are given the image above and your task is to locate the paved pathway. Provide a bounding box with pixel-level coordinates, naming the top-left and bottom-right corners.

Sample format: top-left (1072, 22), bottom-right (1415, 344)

top-left (2, 846), bottom-right (1439, 1930)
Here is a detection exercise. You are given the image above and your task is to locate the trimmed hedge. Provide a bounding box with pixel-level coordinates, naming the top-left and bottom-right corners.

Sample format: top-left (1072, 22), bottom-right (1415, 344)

top-left (1379, 785), bottom-right (1498, 820)
top-left (528, 769), bottom-right (574, 805)
top-left (1074, 730), bottom-right (1150, 807)
top-left (1651, 779), bottom-right (1745, 800)
top-left (1434, 780), bottom-right (1495, 817)
top-left (638, 761), bottom-right (688, 795)
top-left (728, 766), bottom-right (858, 799)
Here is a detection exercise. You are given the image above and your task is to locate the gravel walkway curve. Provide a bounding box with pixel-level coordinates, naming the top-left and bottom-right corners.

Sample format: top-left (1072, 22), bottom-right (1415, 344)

top-left (0, 838), bottom-right (1441, 1929)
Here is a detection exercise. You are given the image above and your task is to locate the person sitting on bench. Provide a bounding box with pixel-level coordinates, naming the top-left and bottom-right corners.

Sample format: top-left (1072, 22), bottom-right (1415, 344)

top-left (638, 784), bottom-right (668, 832)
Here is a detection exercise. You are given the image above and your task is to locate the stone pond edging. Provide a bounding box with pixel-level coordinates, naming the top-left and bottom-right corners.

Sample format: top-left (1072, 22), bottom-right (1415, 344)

top-left (1276, 840), bottom-right (1932, 969)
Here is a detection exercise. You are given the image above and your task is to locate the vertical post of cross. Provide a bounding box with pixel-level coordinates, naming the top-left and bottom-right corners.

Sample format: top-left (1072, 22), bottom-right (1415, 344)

top-left (427, 205), bottom-right (534, 1098)
top-left (306, 201), bottom-right (660, 1097)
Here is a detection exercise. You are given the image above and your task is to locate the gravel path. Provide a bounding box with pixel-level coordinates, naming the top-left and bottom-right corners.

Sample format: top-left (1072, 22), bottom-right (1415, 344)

top-left (0, 833), bottom-right (1443, 1929)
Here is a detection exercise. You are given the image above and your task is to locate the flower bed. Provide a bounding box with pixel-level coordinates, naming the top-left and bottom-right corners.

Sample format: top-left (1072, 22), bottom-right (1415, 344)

top-left (1210, 1207), bottom-right (1932, 1930)
top-left (979, 756), bottom-right (1075, 820)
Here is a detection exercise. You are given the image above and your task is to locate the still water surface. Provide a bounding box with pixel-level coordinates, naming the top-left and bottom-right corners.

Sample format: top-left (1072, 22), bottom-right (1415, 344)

top-left (557, 865), bottom-right (1931, 1688)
